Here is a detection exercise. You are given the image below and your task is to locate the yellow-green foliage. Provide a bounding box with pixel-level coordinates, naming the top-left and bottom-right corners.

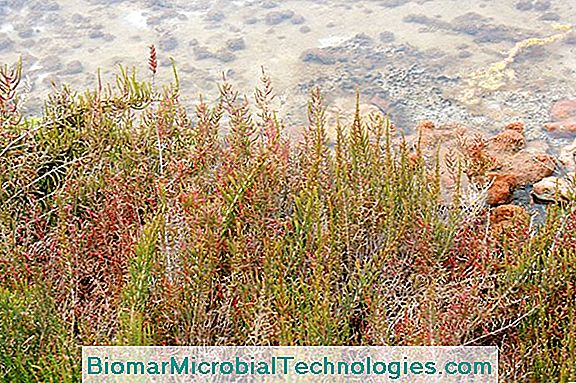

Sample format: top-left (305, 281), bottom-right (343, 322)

top-left (0, 62), bottom-right (575, 382)
top-left (0, 283), bottom-right (78, 382)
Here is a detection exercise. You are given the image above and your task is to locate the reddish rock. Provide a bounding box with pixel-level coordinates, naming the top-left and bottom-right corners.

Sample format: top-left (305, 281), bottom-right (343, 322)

top-left (488, 122), bottom-right (525, 153)
top-left (416, 120), bottom-right (466, 149)
top-left (402, 120), bottom-right (556, 206)
top-left (491, 204), bottom-right (528, 225)
top-left (550, 99), bottom-right (576, 121)
top-left (484, 153), bottom-right (554, 205)
top-left (504, 121), bottom-right (525, 133)
top-left (545, 99), bottom-right (576, 137)
top-left (510, 154), bottom-right (555, 185)
top-left (490, 129), bottom-right (525, 153)
top-left (490, 204), bottom-right (529, 237)
top-left (544, 117), bottom-right (576, 136)
top-left (417, 120), bottom-right (435, 131)
top-left (486, 173), bottom-right (517, 206)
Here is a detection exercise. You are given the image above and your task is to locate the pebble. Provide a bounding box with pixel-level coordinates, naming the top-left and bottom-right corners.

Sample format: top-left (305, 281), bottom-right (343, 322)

top-left (144, 0), bottom-right (171, 8)
top-left (193, 46), bottom-right (213, 60)
top-left (6, 0), bottom-right (27, 9)
top-left (244, 17), bottom-right (258, 25)
top-left (265, 10), bottom-right (294, 25)
top-left (423, 48), bottom-right (445, 59)
top-left (43, 13), bottom-right (66, 25)
top-left (550, 99), bottom-right (576, 121)
top-left (532, 174), bottom-right (574, 203)
top-left (21, 39), bottom-right (35, 48)
top-left (515, 1), bottom-right (533, 11)
top-left (533, 0), bottom-right (551, 11)
top-left (71, 13), bottom-right (88, 24)
top-left (40, 55), bottom-right (63, 72)
top-left (379, 31), bottom-right (395, 43)
top-left (17, 28), bottom-right (35, 39)
top-left (299, 26), bottom-right (311, 33)
top-left (159, 35), bottom-right (179, 51)
top-left (30, 0), bottom-right (60, 12)
top-left (102, 33), bottom-right (115, 42)
top-left (146, 16), bottom-right (162, 26)
top-left (86, 0), bottom-right (123, 5)
top-left (379, 0), bottom-right (410, 8)
top-left (159, 57), bottom-right (173, 67)
top-left (215, 49), bottom-right (236, 63)
top-left (301, 48), bottom-right (337, 65)
top-left (539, 12), bottom-right (560, 21)
top-left (63, 60), bottom-right (83, 75)
top-left (565, 35), bottom-right (576, 45)
top-left (403, 14), bottom-right (451, 29)
top-left (206, 10), bottom-right (225, 22)
top-left (89, 30), bottom-right (104, 39)
top-left (261, 0), bottom-right (278, 9)
top-left (226, 37), bottom-right (246, 51)
top-left (290, 15), bottom-right (306, 25)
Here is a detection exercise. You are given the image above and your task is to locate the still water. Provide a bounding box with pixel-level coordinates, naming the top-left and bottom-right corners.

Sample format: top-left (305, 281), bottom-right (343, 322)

top-left (1, 0), bottom-right (575, 147)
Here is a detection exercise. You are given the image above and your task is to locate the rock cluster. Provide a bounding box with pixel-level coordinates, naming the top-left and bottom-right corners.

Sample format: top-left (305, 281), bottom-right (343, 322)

top-left (489, 204), bottom-right (530, 238)
top-left (533, 99), bottom-right (576, 204)
top-left (409, 121), bottom-right (555, 206)
top-left (404, 118), bottom-right (573, 236)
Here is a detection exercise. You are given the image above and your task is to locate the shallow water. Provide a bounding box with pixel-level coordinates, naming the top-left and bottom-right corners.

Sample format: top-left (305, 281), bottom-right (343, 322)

top-left (1, 0), bottom-right (575, 147)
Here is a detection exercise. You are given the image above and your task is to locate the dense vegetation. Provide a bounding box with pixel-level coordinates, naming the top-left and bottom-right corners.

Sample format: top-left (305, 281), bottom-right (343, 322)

top-left (1, 57), bottom-right (575, 382)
